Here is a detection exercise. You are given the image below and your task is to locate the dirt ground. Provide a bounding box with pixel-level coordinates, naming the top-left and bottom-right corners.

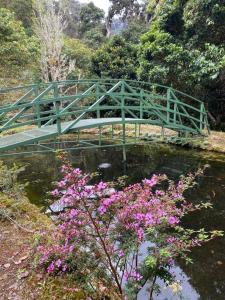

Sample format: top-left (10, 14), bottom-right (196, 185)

top-left (0, 221), bottom-right (35, 300)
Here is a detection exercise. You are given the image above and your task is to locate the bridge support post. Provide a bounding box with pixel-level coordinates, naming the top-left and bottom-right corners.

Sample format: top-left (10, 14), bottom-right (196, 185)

top-left (99, 126), bottom-right (102, 146)
top-left (139, 124), bottom-right (141, 137)
top-left (135, 124), bottom-right (137, 141)
top-left (122, 144), bottom-right (127, 162)
top-left (111, 125), bottom-right (114, 139)
top-left (161, 126), bottom-right (165, 139)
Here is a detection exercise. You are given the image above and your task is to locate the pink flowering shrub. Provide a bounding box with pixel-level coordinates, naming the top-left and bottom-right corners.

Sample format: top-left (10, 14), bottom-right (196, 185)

top-left (35, 163), bottom-right (222, 299)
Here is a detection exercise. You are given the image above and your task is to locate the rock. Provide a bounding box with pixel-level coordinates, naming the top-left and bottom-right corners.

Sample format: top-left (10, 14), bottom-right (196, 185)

top-left (98, 163), bottom-right (111, 169)
top-left (19, 271), bottom-right (29, 279)
top-left (4, 263), bottom-right (11, 269)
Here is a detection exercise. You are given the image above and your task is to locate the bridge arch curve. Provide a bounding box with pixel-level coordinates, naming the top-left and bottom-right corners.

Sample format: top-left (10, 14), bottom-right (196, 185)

top-left (0, 79), bottom-right (209, 153)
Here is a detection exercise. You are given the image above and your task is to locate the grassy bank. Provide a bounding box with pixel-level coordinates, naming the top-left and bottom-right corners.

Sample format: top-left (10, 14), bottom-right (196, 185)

top-left (0, 188), bottom-right (84, 299)
top-left (70, 124), bottom-right (225, 154)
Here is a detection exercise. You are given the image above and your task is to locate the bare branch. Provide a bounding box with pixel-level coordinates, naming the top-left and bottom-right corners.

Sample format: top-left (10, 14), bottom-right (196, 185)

top-left (33, 0), bottom-right (75, 82)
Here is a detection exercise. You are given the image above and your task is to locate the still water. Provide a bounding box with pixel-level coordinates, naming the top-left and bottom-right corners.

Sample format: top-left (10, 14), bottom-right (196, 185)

top-left (3, 142), bottom-right (225, 300)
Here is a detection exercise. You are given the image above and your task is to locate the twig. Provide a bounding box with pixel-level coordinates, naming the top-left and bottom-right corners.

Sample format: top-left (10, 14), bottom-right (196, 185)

top-left (1, 212), bottom-right (34, 233)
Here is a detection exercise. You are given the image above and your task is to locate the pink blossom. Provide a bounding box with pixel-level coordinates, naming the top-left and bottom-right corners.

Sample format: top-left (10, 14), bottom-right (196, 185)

top-left (118, 250), bottom-right (125, 258)
top-left (168, 216), bottom-right (179, 225)
top-left (97, 181), bottom-right (108, 191)
top-left (137, 228), bottom-right (144, 242)
top-left (56, 259), bottom-right (62, 268)
top-left (47, 261), bottom-right (55, 274)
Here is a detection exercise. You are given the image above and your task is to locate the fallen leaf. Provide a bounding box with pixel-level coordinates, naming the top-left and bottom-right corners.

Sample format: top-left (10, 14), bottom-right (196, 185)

top-left (19, 271), bottom-right (29, 279)
top-left (20, 255), bottom-right (29, 261)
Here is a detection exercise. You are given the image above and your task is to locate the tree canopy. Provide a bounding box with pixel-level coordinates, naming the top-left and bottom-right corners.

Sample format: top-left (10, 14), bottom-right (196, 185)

top-left (0, 0), bottom-right (225, 128)
top-left (0, 8), bottom-right (38, 84)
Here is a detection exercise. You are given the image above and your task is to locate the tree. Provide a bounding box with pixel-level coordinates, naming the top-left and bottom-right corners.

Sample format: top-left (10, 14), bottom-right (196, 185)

top-left (183, 0), bottom-right (225, 47)
top-left (33, 0), bottom-right (75, 82)
top-left (59, 0), bottom-right (82, 38)
top-left (91, 35), bottom-right (138, 79)
top-left (108, 0), bottom-right (143, 21)
top-left (0, 8), bottom-right (38, 85)
top-left (120, 20), bottom-right (149, 44)
top-left (64, 38), bottom-right (94, 78)
top-left (83, 26), bottom-right (107, 49)
top-left (138, 0), bottom-right (225, 129)
top-left (107, 0), bottom-right (149, 39)
top-left (79, 2), bottom-right (105, 36)
top-left (0, 0), bottom-right (33, 34)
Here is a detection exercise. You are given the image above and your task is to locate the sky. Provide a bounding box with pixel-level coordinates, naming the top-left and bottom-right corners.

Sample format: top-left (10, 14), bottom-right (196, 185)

top-left (79, 0), bottom-right (111, 13)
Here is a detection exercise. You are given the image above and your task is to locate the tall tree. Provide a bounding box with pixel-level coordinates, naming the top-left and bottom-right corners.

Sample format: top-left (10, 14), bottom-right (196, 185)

top-left (0, 0), bottom-right (33, 33)
top-left (107, 0), bottom-right (149, 38)
top-left (91, 35), bottom-right (138, 79)
top-left (59, 0), bottom-right (82, 38)
top-left (0, 8), bottom-right (38, 85)
top-left (139, 0), bottom-right (225, 129)
top-left (79, 2), bottom-right (105, 36)
top-left (33, 0), bottom-right (75, 82)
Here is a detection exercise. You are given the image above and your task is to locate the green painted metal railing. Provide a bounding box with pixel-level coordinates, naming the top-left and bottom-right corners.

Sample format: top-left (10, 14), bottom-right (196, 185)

top-left (0, 79), bottom-right (210, 138)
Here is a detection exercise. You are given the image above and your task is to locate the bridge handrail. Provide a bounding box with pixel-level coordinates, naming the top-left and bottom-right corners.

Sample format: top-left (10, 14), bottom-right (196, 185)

top-left (0, 79), bottom-right (209, 137)
top-left (0, 79), bottom-right (203, 105)
top-left (0, 89), bottom-right (205, 115)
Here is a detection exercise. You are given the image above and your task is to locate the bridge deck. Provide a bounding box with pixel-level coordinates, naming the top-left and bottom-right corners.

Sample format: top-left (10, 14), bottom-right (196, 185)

top-left (0, 118), bottom-right (152, 152)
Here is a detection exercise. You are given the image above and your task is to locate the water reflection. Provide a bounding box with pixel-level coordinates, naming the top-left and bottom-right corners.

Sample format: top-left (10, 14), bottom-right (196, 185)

top-left (2, 142), bottom-right (225, 299)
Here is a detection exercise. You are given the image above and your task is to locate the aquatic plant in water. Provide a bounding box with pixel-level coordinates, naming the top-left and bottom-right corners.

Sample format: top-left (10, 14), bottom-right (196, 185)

top-left (35, 162), bottom-right (223, 299)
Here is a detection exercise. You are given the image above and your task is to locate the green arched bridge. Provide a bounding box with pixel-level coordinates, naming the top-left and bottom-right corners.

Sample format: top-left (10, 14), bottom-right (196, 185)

top-left (0, 79), bottom-right (209, 153)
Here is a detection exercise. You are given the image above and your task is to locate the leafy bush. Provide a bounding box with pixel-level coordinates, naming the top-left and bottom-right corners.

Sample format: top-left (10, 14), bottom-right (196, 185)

top-left (36, 163), bottom-right (222, 299)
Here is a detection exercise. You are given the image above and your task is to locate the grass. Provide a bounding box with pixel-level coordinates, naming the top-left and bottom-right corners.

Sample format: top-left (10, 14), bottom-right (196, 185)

top-left (0, 191), bottom-right (86, 299)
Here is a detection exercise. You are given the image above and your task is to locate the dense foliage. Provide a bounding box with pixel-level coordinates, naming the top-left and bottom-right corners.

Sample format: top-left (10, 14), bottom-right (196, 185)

top-left (36, 163), bottom-right (222, 299)
top-left (139, 0), bottom-right (225, 129)
top-left (1, 0), bottom-right (225, 128)
top-left (0, 8), bottom-right (38, 86)
top-left (92, 35), bottom-right (138, 79)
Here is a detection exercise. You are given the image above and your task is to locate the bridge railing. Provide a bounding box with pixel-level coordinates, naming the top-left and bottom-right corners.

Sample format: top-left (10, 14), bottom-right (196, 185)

top-left (0, 79), bottom-right (210, 136)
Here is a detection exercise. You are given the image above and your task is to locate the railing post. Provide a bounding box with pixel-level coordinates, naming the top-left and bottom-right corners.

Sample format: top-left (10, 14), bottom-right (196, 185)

top-left (96, 83), bottom-right (101, 119)
top-left (173, 102), bottom-right (177, 125)
top-left (167, 88), bottom-right (171, 123)
top-left (34, 85), bottom-right (41, 128)
top-left (54, 82), bottom-right (61, 134)
top-left (140, 89), bottom-right (144, 119)
top-left (121, 80), bottom-right (126, 144)
top-left (200, 103), bottom-right (204, 132)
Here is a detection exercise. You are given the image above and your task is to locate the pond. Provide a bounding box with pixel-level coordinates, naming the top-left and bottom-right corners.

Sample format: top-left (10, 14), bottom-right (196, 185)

top-left (3, 142), bottom-right (225, 300)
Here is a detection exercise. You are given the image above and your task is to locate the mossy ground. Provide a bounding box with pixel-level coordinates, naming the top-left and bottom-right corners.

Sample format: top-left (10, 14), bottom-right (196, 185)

top-left (0, 194), bottom-right (84, 300)
top-left (63, 124), bottom-right (225, 154)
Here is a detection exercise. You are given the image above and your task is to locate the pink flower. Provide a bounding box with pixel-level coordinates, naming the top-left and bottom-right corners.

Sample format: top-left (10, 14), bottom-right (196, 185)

top-left (52, 189), bottom-right (59, 197)
top-left (69, 209), bottom-right (78, 218)
top-left (56, 259), bottom-right (62, 268)
top-left (137, 228), bottom-right (144, 241)
top-left (47, 261), bottom-right (55, 274)
top-left (143, 175), bottom-right (158, 187)
top-left (168, 216), bottom-right (179, 225)
top-left (118, 250), bottom-right (125, 258)
top-left (62, 264), bottom-right (67, 272)
top-left (73, 168), bottom-right (81, 175)
top-left (97, 181), bottom-right (108, 191)
top-left (167, 237), bottom-right (177, 244)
